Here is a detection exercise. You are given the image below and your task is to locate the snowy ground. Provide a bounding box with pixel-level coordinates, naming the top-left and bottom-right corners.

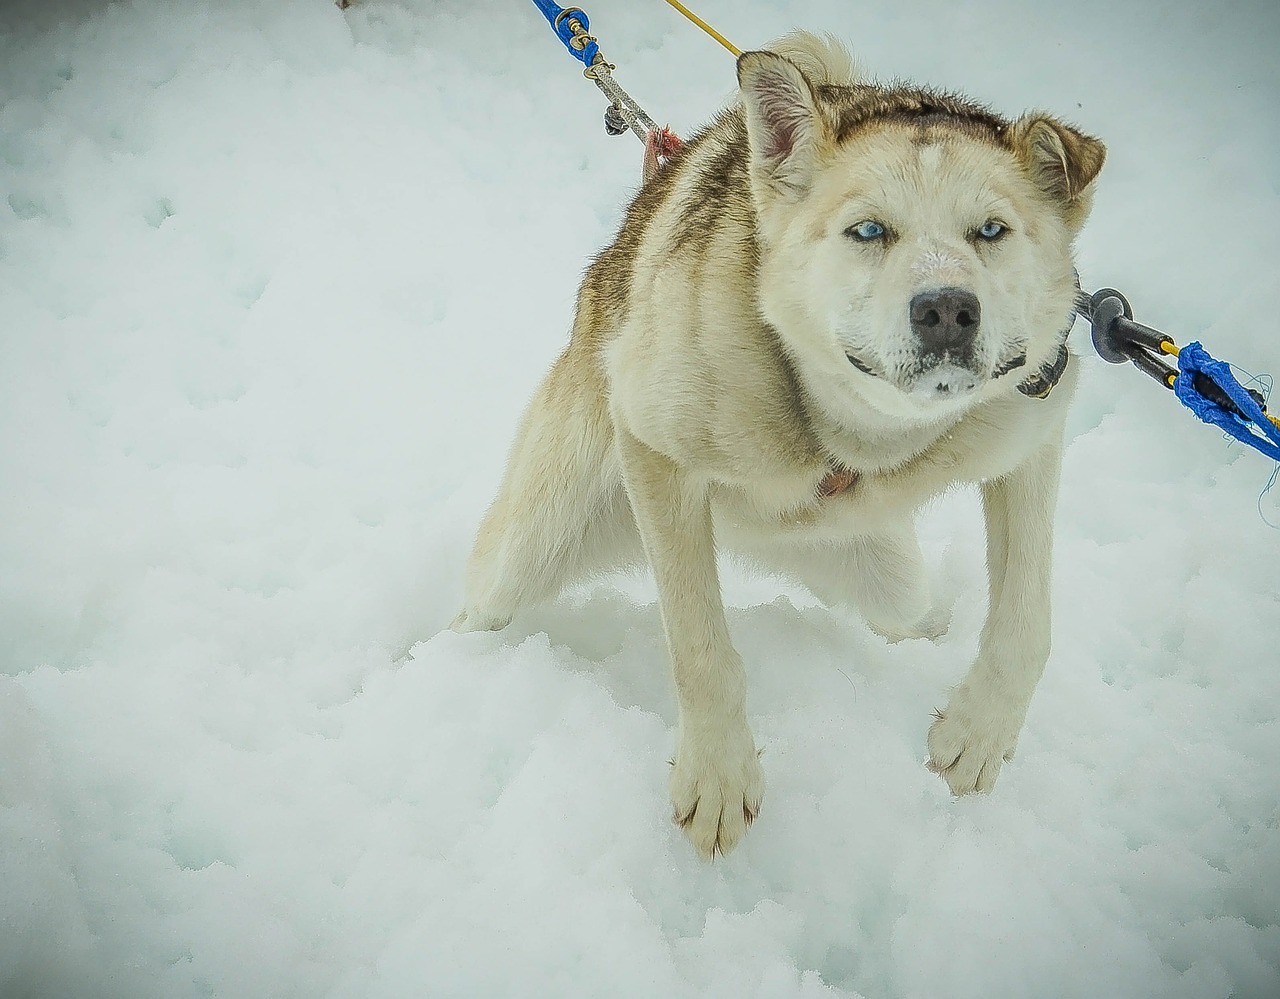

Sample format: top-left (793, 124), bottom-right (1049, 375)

top-left (2, 1), bottom-right (1279, 997)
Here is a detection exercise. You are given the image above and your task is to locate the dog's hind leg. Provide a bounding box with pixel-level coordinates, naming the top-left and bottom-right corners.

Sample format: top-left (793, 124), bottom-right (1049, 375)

top-left (849, 528), bottom-right (952, 642)
top-left (771, 527), bottom-right (949, 642)
top-left (452, 355), bottom-right (639, 633)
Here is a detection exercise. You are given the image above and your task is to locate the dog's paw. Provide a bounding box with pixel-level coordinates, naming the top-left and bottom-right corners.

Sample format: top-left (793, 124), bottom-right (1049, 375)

top-left (449, 608), bottom-right (511, 634)
top-left (870, 601), bottom-right (952, 640)
top-left (926, 684), bottom-right (1025, 795)
top-left (868, 602), bottom-right (952, 644)
top-left (670, 723), bottom-right (764, 860)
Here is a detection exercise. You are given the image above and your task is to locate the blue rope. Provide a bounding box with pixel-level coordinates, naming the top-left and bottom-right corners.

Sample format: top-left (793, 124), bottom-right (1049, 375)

top-left (530, 1), bottom-right (601, 68)
top-left (1173, 342), bottom-right (1280, 462)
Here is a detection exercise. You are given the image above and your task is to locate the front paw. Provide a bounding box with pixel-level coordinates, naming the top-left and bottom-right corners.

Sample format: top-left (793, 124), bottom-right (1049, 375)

top-left (450, 607), bottom-right (511, 634)
top-left (670, 723), bottom-right (764, 860)
top-left (927, 684), bottom-right (1026, 795)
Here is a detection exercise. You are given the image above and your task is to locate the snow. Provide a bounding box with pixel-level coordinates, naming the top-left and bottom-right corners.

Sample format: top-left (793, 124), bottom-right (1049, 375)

top-left (1, 0), bottom-right (1278, 996)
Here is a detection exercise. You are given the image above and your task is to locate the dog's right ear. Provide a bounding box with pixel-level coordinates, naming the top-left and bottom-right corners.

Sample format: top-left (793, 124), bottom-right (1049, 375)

top-left (738, 50), bottom-right (825, 196)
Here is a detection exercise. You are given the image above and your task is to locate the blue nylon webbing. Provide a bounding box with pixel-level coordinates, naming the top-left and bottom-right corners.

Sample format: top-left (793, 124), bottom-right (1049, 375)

top-left (1174, 342), bottom-right (1280, 462)
top-left (530, 0), bottom-right (601, 67)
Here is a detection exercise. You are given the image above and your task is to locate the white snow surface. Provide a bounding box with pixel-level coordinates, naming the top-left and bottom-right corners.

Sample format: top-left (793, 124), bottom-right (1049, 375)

top-left (2, 1), bottom-right (1279, 996)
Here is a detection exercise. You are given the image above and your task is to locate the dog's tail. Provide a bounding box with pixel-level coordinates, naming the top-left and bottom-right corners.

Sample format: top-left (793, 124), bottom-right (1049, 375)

top-left (764, 31), bottom-right (861, 86)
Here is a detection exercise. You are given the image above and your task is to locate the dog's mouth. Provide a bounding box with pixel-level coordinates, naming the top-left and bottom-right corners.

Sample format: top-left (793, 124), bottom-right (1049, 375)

top-left (906, 362), bottom-right (981, 399)
top-left (850, 348), bottom-right (1030, 396)
top-left (992, 351), bottom-right (1028, 379)
top-left (849, 351), bottom-right (983, 400)
top-left (846, 352), bottom-right (878, 376)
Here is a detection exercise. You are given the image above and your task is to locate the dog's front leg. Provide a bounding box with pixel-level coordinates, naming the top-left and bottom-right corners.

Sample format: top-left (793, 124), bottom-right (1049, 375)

top-left (928, 435), bottom-right (1063, 794)
top-left (616, 428), bottom-right (763, 859)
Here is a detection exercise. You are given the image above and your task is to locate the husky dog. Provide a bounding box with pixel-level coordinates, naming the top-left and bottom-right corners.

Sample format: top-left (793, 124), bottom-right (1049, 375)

top-left (454, 32), bottom-right (1104, 859)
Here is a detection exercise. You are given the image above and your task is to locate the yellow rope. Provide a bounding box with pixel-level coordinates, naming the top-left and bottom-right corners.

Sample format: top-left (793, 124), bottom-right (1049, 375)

top-left (662, 0), bottom-right (741, 57)
top-left (1159, 341), bottom-right (1181, 357)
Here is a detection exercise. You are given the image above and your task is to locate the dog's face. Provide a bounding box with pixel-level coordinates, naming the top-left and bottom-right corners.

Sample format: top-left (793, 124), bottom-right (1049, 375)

top-left (740, 51), bottom-right (1105, 422)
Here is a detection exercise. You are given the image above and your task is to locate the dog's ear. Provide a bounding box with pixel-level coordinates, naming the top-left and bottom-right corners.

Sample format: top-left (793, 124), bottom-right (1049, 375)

top-left (738, 50), bottom-right (826, 195)
top-left (1009, 114), bottom-right (1106, 205)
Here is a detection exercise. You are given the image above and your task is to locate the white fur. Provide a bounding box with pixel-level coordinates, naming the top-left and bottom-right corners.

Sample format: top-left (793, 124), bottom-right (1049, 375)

top-left (453, 33), bottom-right (1102, 859)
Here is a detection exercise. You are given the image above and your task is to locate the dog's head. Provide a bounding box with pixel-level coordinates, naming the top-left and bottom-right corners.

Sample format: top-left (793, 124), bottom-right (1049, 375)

top-left (739, 50), bottom-right (1105, 422)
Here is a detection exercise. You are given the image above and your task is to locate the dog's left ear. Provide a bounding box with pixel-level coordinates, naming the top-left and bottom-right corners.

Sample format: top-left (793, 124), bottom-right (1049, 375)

top-left (1009, 114), bottom-right (1106, 205)
top-left (738, 50), bottom-right (826, 196)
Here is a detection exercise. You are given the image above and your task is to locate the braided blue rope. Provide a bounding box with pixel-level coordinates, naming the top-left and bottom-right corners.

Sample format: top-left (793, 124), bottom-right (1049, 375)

top-left (530, 0), bottom-right (601, 68)
top-left (1173, 342), bottom-right (1280, 462)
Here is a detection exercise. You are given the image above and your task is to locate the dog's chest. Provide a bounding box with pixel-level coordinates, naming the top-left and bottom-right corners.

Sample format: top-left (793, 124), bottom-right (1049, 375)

top-left (713, 394), bottom-right (1056, 542)
top-left (713, 455), bottom-right (919, 540)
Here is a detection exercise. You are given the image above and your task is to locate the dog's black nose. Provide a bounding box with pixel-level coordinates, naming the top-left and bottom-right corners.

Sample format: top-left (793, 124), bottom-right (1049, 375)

top-left (910, 287), bottom-right (981, 356)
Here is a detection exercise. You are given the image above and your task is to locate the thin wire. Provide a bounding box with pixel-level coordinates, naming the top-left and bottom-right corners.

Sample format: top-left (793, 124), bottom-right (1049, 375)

top-left (1233, 366), bottom-right (1279, 432)
top-left (1230, 365), bottom-right (1280, 529)
top-left (1258, 464), bottom-right (1279, 530)
top-left (662, 0), bottom-right (742, 57)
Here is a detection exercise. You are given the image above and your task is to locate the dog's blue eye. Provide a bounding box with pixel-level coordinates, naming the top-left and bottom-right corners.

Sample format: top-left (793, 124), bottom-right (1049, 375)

top-left (846, 220), bottom-right (886, 242)
top-left (977, 220), bottom-right (1006, 240)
